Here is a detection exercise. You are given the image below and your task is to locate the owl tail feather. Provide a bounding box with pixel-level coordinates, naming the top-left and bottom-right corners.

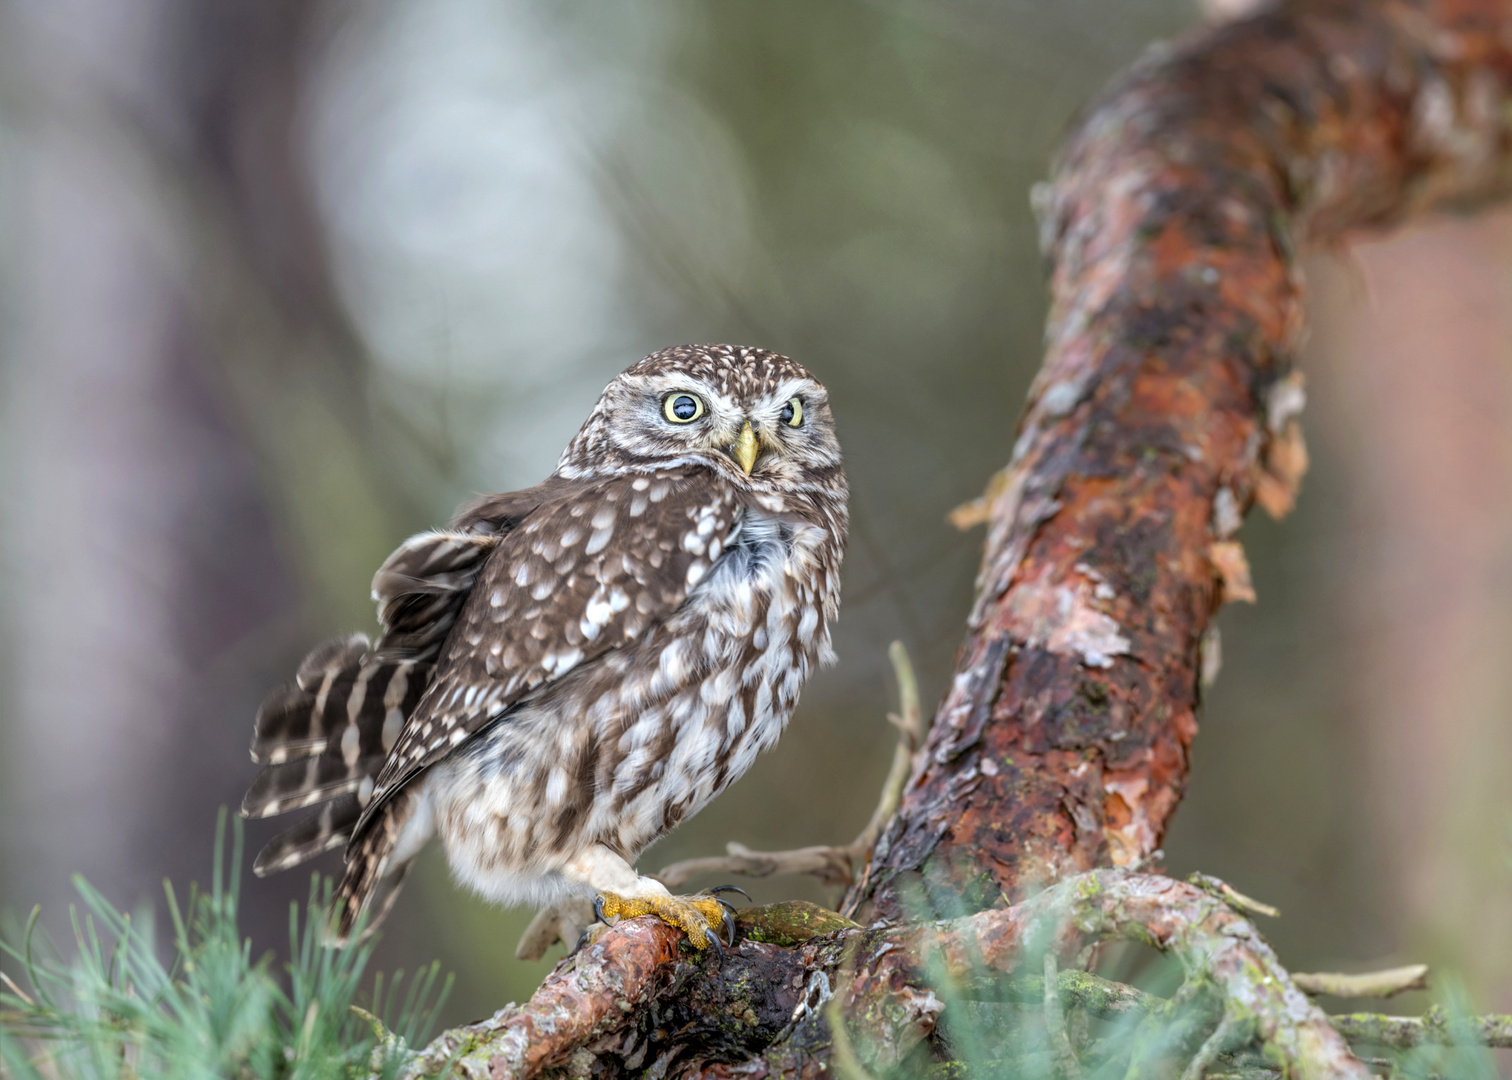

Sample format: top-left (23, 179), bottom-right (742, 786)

top-left (240, 632), bottom-right (429, 877)
top-left (331, 799), bottom-right (418, 944)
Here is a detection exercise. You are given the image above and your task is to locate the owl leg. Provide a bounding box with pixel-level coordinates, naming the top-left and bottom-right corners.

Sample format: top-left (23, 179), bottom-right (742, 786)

top-left (562, 845), bottom-right (733, 950)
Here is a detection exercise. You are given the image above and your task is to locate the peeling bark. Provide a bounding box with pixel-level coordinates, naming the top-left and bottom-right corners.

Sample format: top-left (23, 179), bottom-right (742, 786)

top-left (845, 0), bottom-right (1512, 924)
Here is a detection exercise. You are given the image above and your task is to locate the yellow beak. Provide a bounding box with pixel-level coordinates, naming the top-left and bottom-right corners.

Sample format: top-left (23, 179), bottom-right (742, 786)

top-left (733, 421), bottom-right (759, 475)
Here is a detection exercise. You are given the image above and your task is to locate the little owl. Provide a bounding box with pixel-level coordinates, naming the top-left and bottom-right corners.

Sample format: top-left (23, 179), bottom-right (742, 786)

top-left (241, 345), bottom-right (847, 948)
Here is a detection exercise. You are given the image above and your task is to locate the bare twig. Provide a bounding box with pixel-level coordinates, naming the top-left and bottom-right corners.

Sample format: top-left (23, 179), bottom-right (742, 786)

top-left (849, 641), bottom-right (924, 859)
top-left (656, 843), bottom-right (856, 892)
top-left (1042, 952), bottom-right (1084, 1080)
top-left (1291, 966), bottom-right (1430, 1000)
top-left (513, 896), bottom-right (596, 962)
top-left (1188, 874), bottom-right (1281, 920)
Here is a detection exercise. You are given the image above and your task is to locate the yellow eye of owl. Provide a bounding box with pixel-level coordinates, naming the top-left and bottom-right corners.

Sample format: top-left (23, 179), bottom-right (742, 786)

top-left (779, 397), bottom-right (803, 427)
top-left (663, 393), bottom-right (705, 423)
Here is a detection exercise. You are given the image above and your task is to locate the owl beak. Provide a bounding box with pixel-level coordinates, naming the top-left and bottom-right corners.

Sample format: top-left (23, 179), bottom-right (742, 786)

top-left (733, 421), bottom-right (759, 475)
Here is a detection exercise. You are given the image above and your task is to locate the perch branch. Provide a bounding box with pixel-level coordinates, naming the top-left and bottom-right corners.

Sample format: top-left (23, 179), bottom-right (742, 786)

top-left (400, 871), bottom-right (1394, 1080)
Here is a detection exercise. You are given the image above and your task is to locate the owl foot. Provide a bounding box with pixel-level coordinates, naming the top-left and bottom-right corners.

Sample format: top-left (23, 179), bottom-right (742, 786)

top-left (593, 891), bottom-right (736, 951)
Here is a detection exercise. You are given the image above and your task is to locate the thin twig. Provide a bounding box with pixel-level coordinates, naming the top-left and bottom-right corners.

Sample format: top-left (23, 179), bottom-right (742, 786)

top-left (1181, 1016), bottom-right (1243, 1080)
top-left (1290, 966), bottom-right (1429, 1000)
top-left (1042, 953), bottom-right (1083, 1080)
top-left (657, 844), bottom-right (854, 891)
top-left (1328, 1010), bottom-right (1512, 1050)
top-left (1187, 874), bottom-right (1281, 920)
top-left (847, 641), bottom-right (924, 859)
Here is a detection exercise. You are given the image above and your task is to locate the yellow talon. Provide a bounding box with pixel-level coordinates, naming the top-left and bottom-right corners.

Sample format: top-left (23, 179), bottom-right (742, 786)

top-left (594, 892), bottom-right (732, 950)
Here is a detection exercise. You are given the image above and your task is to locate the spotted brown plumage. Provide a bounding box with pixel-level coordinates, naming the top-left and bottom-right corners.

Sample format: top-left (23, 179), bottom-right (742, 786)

top-left (242, 345), bottom-right (847, 946)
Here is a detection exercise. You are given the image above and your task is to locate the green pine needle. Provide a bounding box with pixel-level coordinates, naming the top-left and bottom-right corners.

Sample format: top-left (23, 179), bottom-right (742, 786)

top-left (0, 809), bottom-right (452, 1080)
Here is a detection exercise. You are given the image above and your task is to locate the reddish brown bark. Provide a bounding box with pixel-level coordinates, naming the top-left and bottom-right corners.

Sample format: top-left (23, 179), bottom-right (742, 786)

top-left (845, 0), bottom-right (1512, 924)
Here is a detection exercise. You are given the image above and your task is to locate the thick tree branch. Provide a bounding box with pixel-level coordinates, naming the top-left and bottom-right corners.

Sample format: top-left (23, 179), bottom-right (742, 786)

top-left (845, 0), bottom-right (1512, 924)
top-left (399, 871), bottom-right (1421, 1080)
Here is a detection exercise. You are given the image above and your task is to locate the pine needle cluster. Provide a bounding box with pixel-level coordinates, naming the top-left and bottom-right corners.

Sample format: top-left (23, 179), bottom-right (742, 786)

top-left (0, 811), bottom-right (451, 1080)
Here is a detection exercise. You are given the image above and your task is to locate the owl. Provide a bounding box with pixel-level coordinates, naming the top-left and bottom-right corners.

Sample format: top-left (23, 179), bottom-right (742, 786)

top-left (241, 345), bottom-right (847, 948)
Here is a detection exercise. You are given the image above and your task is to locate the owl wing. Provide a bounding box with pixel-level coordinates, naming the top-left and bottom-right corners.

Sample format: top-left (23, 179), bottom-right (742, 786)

top-left (350, 468), bottom-right (740, 841)
top-left (241, 485), bottom-right (558, 873)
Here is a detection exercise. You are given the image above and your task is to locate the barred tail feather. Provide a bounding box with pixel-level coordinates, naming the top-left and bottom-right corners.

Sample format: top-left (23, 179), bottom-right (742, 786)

top-left (244, 528), bottom-right (499, 912)
top-left (333, 797), bottom-right (423, 943)
top-left (242, 633), bottom-right (428, 877)
top-left (252, 794), bottom-right (361, 875)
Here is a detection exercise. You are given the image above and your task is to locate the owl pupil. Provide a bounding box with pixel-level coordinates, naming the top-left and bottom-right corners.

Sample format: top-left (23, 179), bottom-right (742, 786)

top-left (672, 396), bottom-right (698, 420)
top-left (780, 401), bottom-right (795, 424)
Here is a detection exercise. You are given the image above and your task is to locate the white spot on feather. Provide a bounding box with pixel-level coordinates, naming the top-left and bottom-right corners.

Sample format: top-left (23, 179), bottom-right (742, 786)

top-left (382, 709), bottom-right (403, 751)
top-left (341, 723), bottom-right (361, 766)
top-left (586, 526), bottom-right (614, 554)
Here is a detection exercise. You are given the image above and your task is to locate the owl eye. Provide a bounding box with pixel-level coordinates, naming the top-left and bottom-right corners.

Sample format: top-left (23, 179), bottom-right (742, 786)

top-left (663, 393), bottom-right (705, 423)
top-left (779, 397), bottom-right (803, 427)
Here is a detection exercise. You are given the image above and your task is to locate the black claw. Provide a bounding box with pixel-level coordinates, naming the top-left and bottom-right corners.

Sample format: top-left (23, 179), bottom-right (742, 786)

top-left (721, 907), bottom-right (737, 947)
top-left (714, 897), bottom-right (739, 917)
top-left (707, 885), bottom-right (752, 903)
top-left (571, 928), bottom-right (593, 955)
top-left (703, 925), bottom-right (724, 955)
top-left (593, 895), bottom-right (609, 926)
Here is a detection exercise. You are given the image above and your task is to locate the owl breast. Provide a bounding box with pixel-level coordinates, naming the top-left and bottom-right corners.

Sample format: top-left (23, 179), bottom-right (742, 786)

top-left (429, 501), bottom-right (839, 904)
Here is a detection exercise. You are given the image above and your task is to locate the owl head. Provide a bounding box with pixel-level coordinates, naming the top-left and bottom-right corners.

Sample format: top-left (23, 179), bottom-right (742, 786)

top-left (557, 345), bottom-right (843, 495)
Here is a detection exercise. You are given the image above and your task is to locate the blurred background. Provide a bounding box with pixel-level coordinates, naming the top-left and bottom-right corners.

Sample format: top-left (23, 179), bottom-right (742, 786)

top-left (1, 0), bottom-right (1508, 1032)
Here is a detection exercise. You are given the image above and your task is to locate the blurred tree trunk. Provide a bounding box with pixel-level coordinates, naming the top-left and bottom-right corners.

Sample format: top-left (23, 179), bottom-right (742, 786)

top-left (1306, 210), bottom-right (1512, 1011)
top-left (0, 0), bottom-right (390, 951)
